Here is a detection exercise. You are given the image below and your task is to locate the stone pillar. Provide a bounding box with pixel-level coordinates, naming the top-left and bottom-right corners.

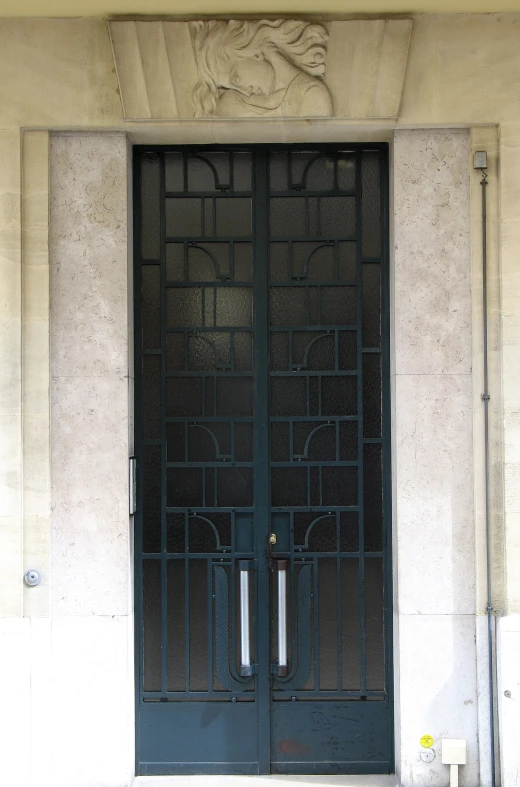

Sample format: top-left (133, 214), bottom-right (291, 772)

top-left (394, 130), bottom-right (478, 786)
top-left (30, 132), bottom-right (133, 787)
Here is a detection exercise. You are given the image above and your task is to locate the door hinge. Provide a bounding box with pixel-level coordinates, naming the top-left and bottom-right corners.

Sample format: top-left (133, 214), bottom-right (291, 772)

top-left (129, 456), bottom-right (137, 515)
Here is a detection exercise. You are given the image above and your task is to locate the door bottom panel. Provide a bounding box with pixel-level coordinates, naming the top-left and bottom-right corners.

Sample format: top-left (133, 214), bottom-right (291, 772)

top-left (271, 701), bottom-right (392, 773)
top-left (138, 702), bottom-right (258, 775)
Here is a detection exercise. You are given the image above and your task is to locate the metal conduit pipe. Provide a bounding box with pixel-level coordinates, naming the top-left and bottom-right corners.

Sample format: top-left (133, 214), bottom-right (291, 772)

top-left (473, 150), bottom-right (498, 787)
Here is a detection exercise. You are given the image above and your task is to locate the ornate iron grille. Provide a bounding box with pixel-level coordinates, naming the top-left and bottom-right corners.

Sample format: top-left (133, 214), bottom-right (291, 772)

top-left (138, 149), bottom-right (256, 700)
top-left (268, 149), bottom-right (386, 701)
top-left (134, 145), bottom-right (392, 775)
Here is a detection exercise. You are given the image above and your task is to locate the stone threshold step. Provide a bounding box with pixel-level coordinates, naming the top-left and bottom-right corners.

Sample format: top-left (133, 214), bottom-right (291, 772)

top-left (133, 777), bottom-right (398, 787)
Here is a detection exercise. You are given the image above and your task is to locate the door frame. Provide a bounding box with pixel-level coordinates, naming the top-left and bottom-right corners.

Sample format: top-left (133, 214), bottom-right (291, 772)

top-left (132, 142), bottom-right (393, 775)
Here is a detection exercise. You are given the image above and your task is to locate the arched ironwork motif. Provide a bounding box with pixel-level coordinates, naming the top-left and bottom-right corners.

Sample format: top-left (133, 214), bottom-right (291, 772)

top-left (293, 422), bottom-right (334, 461)
top-left (291, 331), bottom-right (332, 369)
top-left (188, 244), bottom-right (231, 280)
top-left (291, 242), bottom-right (333, 281)
top-left (187, 513), bottom-right (223, 550)
top-left (190, 152), bottom-right (231, 190)
top-left (188, 423), bottom-right (232, 461)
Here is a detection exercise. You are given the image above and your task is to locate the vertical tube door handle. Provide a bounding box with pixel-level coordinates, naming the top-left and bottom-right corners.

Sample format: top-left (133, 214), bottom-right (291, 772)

top-left (275, 559), bottom-right (289, 677)
top-left (238, 559), bottom-right (254, 677)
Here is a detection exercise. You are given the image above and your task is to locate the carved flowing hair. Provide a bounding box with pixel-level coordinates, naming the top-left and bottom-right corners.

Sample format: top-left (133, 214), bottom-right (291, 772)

top-left (190, 19), bottom-right (329, 117)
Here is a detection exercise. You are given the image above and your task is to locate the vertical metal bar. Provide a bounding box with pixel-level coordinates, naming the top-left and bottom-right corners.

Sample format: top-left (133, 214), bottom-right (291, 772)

top-left (289, 513), bottom-right (296, 670)
top-left (277, 562), bottom-right (288, 669)
top-left (183, 150), bottom-right (188, 192)
top-left (240, 566), bottom-right (251, 668)
top-left (159, 152), bottom-right (168, 698)
top-left (230, 331), bottom-right (235, 372)
top-left (313, 557), bottom-right (320, 690)
top-left (253, 147), bottom-right (271, 773)
top-left (356, 149), bottom-right (367, 693)
top-left (336, 512), bottom-right (342, 691)
top-left (207, 557), bottom-right (214, 691)
top-left (133, 150), bottom-right (145, 766)
top-left (184, 511), bottom-right (190, 692)
top-left (380, 145), bottom-right (394, 769)
top-left (231, 551), bottom-right (237, 681)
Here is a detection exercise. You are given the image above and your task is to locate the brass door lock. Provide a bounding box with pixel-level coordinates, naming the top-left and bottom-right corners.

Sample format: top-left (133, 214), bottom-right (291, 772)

top-left (269, 533), bottom-right (277, 545)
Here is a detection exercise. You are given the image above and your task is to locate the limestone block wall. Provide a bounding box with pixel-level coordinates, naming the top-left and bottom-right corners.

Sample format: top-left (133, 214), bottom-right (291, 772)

top-left (0, 12), bottom-right (519, 787)
top-left (18, 128), bottom-right (481, 787)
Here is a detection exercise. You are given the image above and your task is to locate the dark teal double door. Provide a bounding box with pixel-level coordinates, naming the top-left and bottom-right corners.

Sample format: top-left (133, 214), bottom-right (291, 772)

top-left (134, 144), bottom-right (392, 775)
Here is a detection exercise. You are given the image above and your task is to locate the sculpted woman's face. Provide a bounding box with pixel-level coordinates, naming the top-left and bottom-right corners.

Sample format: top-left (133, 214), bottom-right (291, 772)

top-left (219, 52), bottom-right (276, 96)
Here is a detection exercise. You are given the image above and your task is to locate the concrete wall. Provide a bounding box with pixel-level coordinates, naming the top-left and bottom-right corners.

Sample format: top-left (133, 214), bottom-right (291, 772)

top-left (0, 12), bottom-right (519, 787)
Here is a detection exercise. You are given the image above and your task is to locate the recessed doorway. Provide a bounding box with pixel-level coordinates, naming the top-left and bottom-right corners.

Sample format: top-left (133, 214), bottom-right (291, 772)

top-left (133, 144), bottom-right (392, 775)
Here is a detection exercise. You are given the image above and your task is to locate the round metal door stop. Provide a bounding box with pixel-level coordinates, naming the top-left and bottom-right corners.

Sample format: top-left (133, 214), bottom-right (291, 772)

top-left (24, 569), bottom-right (41, 587)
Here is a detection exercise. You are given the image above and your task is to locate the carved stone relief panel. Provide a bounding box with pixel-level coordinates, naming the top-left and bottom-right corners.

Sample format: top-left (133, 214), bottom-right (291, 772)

top-left (109, 18), bottom-right (412, 121)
